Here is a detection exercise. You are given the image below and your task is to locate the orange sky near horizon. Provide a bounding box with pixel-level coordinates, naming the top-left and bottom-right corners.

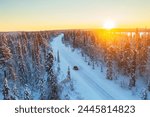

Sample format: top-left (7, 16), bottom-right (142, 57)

top-left (0, 0), bottom-right (150, 31)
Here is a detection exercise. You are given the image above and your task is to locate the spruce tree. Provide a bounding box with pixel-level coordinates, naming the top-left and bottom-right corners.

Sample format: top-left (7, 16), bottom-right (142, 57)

top-left (0, 34), bottom-right (12, 67)
top-left (67, 66), bottom-right (71, 80)
top-left (12, 84), bottom-right (19, 100)
top-left (45, 52), bottom-right (58, 100)
top-left (57, 50), bottom-right (60, 63)
top-left (106, 47), bottom-right (113, 80)
top-left (2, 71), bottom-right (10, 100)
top-left (24, 84), bottom-right (32, 100)
top-left (129, 50), bottom-right (136, 88)
top-left (141, 89), bottom-right (147, 100)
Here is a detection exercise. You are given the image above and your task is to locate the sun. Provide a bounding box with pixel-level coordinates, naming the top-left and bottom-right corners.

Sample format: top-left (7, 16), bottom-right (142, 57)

top-left (103, 19), bottom-right (116, 29)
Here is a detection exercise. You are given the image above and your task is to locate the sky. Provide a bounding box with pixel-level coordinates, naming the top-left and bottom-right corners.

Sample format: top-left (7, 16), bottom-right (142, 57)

top-left (0, 0), bottom-right (150, 31)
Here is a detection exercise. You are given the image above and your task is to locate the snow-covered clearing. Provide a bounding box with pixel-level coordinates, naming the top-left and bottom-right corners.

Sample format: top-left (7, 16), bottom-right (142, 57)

top-left (51, 34), bottom-right (143, 100)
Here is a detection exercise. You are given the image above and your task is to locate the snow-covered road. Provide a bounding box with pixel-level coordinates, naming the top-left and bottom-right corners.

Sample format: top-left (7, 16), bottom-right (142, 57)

top-left (51, 34), bottom-right (139, 100)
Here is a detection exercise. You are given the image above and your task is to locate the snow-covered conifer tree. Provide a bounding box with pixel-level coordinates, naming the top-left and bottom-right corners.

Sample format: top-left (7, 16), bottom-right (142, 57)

top-left (67, 66), bottom-right (71, 80)
top-left (24, 84), bottom-right (32, 100)
top-left (57, 50), bottom-right (60, 63)
top-left (2, 71), bottom-right (10, 100)
top-left (45, 52), bottom-right (58, 100)
top-left (106, 47), bottom-right (113, 80)
top-left (129, 50), bottom-right (137, 88)
top-left (11, 84), bottom-right (19, 100)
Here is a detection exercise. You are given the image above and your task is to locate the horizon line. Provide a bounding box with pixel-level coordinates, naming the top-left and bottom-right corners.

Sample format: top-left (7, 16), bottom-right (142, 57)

top-left (0, 28), bottom-right (150, 33)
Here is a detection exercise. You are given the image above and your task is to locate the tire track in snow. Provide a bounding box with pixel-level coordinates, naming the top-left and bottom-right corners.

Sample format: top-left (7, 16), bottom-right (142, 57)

top-left (79, 71), bottom-right (114, 100)
top-left (60, 51), bottom-right (114, 100)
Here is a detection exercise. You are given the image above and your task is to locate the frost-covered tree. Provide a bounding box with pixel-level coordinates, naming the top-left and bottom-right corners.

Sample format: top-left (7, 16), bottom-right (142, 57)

top-left (11, 84), bottom-right (19, 100)
top-left (67, 66), bottom-right (71, 80)
top-left (0, 33), bottom-right (16, 79)
top-left (17, 41), bottom-right (28, 85)
top-left (138, 47), bottom-right (148, 76)
top-left (57, 50), bottom-right (61, 73)
top-left (146, 47), bottom-right (150, 91)
top-left (0, 34), bottom-right (12, 67)
top-left (39, 79), bottom-right (46, 100)
top-left (129, 50), bottom-right (137, 88)
top-left (140, 88), bottom-right (147, 100)
top-left (45, 52), bottom-right (58, 100)
top-left (2, 72), bottom-right (10, 100)
top-left (24, 85), bottom-right (32, 100)
top-left (57, 50), bottom-right (60, 63)
top-left (57, 63), bottom-right (60, 74)
top-left (106, 46), bottom-right (113, 80)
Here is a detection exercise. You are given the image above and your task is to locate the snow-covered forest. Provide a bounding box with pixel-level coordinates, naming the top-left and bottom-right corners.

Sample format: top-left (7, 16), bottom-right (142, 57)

top-left (0, 29), bottom-right (150, 100)
top-left (0, 31), bottom-right (59, 100)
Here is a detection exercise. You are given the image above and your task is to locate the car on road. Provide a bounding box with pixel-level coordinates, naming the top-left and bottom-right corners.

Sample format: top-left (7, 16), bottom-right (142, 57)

top-left (73, 66), bottom-right (79, 70)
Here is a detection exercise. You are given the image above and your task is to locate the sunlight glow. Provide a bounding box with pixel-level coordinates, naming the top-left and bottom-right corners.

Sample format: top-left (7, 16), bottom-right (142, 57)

top-left (103, 19), bottom-right (116, 29)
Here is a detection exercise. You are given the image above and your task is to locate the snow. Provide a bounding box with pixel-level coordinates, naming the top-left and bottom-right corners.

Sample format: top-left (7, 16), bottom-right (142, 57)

top-left (0, 32), bottom-right (149, 100)
top-left (51, 34), bottom-right (143, 100)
